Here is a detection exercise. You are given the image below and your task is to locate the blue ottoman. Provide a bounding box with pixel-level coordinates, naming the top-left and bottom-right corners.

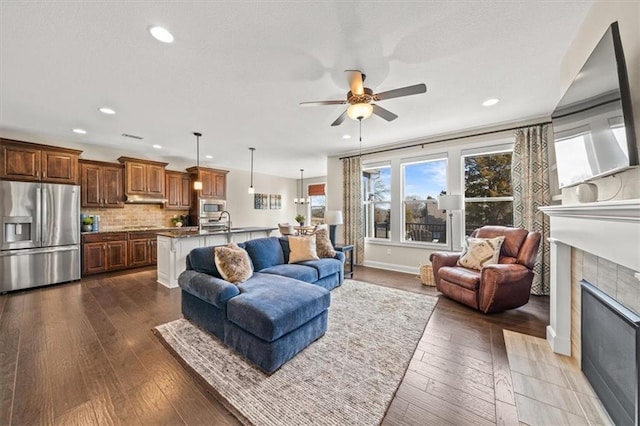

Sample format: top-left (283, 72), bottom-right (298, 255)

top-left (224, 275), bottom-right (330, 373)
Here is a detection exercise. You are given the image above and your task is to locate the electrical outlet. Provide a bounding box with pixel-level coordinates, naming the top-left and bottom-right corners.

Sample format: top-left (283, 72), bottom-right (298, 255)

top-left (386, 248), bottom-right (391, 255)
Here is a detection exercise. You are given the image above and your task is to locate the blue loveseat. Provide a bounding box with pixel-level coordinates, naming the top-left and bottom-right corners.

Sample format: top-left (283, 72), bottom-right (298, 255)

top-left (178, 236), bottom-right (345, 373)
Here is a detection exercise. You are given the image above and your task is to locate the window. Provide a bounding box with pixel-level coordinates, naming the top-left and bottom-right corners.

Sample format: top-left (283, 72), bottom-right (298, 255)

top-left (402, 158), bottom-right (447, 244)
top-left (362, 165), bottom-right (391, 239)
top-left (308, 183), bottom-right (326, 225)
top-left (463, 151), bottom-right (514, 235)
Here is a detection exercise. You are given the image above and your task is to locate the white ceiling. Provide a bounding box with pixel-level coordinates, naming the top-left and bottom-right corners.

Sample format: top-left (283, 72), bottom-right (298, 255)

top-left (0, 1), bottom-right (593, 179)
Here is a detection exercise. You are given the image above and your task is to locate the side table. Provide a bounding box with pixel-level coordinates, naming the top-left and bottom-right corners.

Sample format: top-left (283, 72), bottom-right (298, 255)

top-left (334, 244), bottom-right (354, 279)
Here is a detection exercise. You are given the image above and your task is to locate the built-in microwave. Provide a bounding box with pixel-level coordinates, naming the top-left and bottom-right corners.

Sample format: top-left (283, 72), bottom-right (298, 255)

top-left (199, 198), bottom-right (226, 219)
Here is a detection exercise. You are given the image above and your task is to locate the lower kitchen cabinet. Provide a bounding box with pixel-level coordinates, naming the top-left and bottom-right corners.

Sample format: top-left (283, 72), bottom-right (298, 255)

top-left (128, 232), bottom-right (157, 267)
top-left (82, 233), bottom-right (128, 275)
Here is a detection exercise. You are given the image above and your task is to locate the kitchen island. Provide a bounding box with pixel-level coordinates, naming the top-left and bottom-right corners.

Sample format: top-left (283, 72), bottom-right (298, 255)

top-left (156, 227), bottom-right (276, 288)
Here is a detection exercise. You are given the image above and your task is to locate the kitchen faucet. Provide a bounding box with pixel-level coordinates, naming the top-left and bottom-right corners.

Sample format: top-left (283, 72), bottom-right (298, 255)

top-left (219, 211), bottom-right (232, 231)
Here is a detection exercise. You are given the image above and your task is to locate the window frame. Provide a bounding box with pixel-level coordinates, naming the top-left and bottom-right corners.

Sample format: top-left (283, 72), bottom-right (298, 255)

top-left (362, 162), bottom-right (392, 240)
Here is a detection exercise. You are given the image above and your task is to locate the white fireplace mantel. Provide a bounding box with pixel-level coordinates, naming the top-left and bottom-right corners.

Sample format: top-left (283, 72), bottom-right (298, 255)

top-left (540, 199), bottom-right (640, 356)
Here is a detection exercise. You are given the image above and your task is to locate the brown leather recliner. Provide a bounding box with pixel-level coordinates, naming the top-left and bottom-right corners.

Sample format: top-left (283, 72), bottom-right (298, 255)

top-left (429, 226), bottom-right (541, 314)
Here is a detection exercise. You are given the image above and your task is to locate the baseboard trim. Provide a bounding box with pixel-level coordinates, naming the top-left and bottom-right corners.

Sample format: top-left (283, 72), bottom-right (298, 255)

top-left (362, 260), bottom-right (420, 275)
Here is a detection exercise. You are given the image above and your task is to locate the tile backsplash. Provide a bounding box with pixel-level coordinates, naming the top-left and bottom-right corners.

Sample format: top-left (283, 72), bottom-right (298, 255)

top-left (81, 204), bottom-right (189, 231)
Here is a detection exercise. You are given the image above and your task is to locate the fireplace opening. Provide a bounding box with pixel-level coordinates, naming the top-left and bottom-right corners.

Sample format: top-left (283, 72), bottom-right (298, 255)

top-left (581, 280), bottom-right (639, 426)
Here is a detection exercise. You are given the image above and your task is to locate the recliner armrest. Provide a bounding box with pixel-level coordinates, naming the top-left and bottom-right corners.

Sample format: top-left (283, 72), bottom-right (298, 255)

top-left (430, 251), bottom-right (462, 287)
top-left (178, 270), bottom-right (240, 309)
top-left (478, 263), bottom-right (533, 313)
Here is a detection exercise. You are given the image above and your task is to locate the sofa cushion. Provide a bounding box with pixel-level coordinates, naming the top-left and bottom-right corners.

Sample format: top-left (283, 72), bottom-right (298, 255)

top-left (243, 237), bottom-right (285, 271)
top-left (227, 273), bottom-right (330, 342)
top-left (438, 266), bottom-right (481, 290)
top-left (288, 235), bottom-right (320, 263)
top-left (298, 258), bottom-right (342, 280)
top-left (260, 264), bottom-right (319, 283)
top-left (214, 243), bottom-right (253, 284)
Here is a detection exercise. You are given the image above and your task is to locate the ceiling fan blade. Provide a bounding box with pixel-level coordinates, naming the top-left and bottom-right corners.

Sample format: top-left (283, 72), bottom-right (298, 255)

top-left (345, 70), bottom-right (365, 95)
top-left (300, 100), bottom-right (347, 107)
top-left (330, 110), bottom-right (348, 126)
top-left (372, 104), bottom-right (398, 121)
top-left (374, 83), bottom-right (427, 101)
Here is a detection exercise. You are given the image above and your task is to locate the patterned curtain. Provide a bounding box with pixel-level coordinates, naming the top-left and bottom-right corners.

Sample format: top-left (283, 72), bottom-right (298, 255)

top-left (512, 124), bottom-right (551, 295)
top-left (342, 157), bottom-right (364, 265)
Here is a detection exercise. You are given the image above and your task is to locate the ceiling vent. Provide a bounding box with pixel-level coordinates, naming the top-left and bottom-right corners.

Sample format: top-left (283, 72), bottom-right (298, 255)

top-left (122, 133), bottom-right (144, 140)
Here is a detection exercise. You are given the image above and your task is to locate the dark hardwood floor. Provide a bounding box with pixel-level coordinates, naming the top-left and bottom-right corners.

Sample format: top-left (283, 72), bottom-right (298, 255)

top-left (0, 266), bottom-right (548, 425)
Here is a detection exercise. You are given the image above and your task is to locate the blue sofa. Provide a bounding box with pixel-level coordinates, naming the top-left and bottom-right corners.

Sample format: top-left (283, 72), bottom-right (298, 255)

top-left (178, 236), bottom-right (345, 373)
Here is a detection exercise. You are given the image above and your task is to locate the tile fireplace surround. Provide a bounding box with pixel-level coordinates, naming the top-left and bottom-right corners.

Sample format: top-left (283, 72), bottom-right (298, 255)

top-left (540, 199), bottom-right (640, 357)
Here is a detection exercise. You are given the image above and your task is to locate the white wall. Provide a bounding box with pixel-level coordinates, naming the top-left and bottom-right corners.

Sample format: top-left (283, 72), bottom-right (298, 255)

top-left (559, 1), bottom-right (640, 204)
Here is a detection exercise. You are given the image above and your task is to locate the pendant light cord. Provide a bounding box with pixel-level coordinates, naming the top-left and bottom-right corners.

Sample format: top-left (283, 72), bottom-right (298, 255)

top-left (250, 148), bottom-right (255, 187)
top-left (358, 117), bottom-right (363, 158)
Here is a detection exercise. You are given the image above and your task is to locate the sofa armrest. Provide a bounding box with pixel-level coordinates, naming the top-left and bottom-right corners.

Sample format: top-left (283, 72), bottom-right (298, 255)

top-left (178, 270), bottom-right (240, 309)
top-left (333, 251), bottom-right (345, 263)
top-left (478, 264), bottom-right (534, 313)
top-left (429, 251), bottom-right (462, 287)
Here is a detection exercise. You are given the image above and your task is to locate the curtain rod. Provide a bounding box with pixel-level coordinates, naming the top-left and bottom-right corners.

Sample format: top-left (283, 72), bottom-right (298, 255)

top-left (338, 120), bottom-right (552, 160)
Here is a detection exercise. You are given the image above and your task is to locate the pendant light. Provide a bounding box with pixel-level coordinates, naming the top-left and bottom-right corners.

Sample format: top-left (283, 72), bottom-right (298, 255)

top-left (248, 147), bottom-right (255, 194)
top-left (193, 132), bottom-right (203, 190)
top-left (294, 169), bottom-right (309, 204)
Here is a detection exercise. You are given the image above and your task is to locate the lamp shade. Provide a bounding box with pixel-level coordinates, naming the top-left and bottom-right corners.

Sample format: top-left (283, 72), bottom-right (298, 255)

top-left (347, 103), bottom-right (373, 120)
top-left (437, 194), bottom-right (462, 210)
top-left (324, 210), bottom-right (343, 225)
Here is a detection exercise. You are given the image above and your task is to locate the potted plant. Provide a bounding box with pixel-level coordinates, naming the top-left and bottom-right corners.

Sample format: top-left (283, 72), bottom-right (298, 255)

top-left (171, 215), bottom-right (183, 227)
top-left (295, 214), bottom-right (305, 226)
top-left (81, 217), bottom-right (93, 232)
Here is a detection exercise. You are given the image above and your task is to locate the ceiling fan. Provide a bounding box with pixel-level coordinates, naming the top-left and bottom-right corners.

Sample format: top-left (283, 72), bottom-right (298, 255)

top-left (300, 70), bottom-right (427, 126)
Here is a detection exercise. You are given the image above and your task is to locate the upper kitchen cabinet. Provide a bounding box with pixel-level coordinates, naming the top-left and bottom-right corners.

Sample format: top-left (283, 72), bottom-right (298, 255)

top-left (0, 138), bottom-right (81, 184)
top-left (165, 171), bottom-right (191, 210)
top-left (117, 157), bottom-right (168, 198)
top-left (186, 166), bottom-right (228, 199)
top-left (80, 160), bottom-right (124, 208)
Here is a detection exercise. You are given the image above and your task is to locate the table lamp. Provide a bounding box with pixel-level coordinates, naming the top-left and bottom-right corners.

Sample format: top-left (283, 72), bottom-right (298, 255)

top-left (324, 210), bottom-right (343, 247)
top-left (437, 194), bottom-right (462, 251)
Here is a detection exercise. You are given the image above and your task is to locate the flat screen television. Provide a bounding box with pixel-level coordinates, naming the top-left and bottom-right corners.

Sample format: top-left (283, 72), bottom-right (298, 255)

top-left (551, 21), bottom-right (638, 188)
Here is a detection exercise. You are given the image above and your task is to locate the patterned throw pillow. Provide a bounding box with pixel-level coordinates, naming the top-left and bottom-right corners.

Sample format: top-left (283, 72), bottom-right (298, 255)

top-left (214, 243), bottom-right (253, 284)
top-left (288, 235), bottom-right (320, 263)
top-left (457, 236), bottom-right (505, 270)
top-left (312, 225), bottom-right (336, 258)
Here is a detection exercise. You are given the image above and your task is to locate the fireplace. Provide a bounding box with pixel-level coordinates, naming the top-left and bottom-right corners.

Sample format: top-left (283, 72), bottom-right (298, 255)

top-left (581, 280), bottom-right (639, 425)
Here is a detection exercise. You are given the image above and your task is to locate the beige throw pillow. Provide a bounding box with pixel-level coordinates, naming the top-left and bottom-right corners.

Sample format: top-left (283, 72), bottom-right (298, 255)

top-left (312, 224), bottom-right (336, 258)
top-left (288, 235), bottom-right (320, 263)
top-left (214, 243), bottom-right (253, 284)
top-left (457, 236), bottom-right (505, 270)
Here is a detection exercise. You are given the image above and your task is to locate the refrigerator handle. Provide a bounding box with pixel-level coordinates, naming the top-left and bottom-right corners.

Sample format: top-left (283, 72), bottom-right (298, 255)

top-left (36, 186), bottom-right (43, 245)
top-left (41, 186), bottom-right (47, 246)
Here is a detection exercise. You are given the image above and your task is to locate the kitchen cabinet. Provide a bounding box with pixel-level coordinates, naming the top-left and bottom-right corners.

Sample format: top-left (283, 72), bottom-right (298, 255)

top-left (128, 231), bottom-right (158, 267)
top-left (186, 166), bottom-right (228, 199)
top-left (118, 156), bottom-right (168, 198)
top-left (0, 138), bottom-right (81, 184)
top-left (165, 171), bottom-right (191, 210)
top-left (82, 233), bottom-right (128, 275)
top-left (80, 160), bottom-right (124, 208)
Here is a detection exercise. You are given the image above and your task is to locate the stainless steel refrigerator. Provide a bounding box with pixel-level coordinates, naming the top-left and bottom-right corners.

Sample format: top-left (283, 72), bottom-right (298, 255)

top-left (0, 181), bottom-right (80, 292)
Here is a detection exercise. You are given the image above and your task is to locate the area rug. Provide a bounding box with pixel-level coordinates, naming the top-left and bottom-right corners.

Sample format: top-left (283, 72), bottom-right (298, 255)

top-left (154, 280), bottom-right (437, 426)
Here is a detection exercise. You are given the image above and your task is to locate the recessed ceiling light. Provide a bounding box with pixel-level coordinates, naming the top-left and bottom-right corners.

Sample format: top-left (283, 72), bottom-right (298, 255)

top-left (152, 144), bottom-right (162, 149)
top-left (205, 155), bottom-right (213, 159)
top-left (149, 26), bottom-right (174, 43)
top-left (482, 98), bottom-right (500, 107)
top-left (342, 134), bottom-right (351, 139)
top-left (98, 107), bottom-right (116, 115)
top-left (72, 128), bottom-right (87, 134)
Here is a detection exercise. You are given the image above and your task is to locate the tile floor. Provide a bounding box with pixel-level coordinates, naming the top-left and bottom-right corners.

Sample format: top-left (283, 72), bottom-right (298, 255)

top-left (503, 330), bottom-right (613, 425)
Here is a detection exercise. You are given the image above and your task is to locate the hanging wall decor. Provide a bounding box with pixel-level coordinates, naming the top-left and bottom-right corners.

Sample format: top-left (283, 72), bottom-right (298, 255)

top-left (270, 194), bottom-right (282, 210)
top-left (254, 193), bottom-right (268, 210)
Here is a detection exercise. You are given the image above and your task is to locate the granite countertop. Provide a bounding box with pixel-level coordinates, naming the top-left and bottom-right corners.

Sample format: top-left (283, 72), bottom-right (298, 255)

top-left (81, 226), bottom-right (198, 235)
top-left (156, 226), bottom-right (277, 238)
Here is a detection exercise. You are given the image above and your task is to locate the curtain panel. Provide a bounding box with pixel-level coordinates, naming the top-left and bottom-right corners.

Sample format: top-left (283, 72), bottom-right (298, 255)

top-left (512, 124), bottom-right (551, 295)
top-left (342, 157), bottom-right (364, 265)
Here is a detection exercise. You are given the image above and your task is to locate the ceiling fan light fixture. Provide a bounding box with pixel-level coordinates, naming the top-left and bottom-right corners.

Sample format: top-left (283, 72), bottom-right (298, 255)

top-left (347, 103), bottom-right (373, 121)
